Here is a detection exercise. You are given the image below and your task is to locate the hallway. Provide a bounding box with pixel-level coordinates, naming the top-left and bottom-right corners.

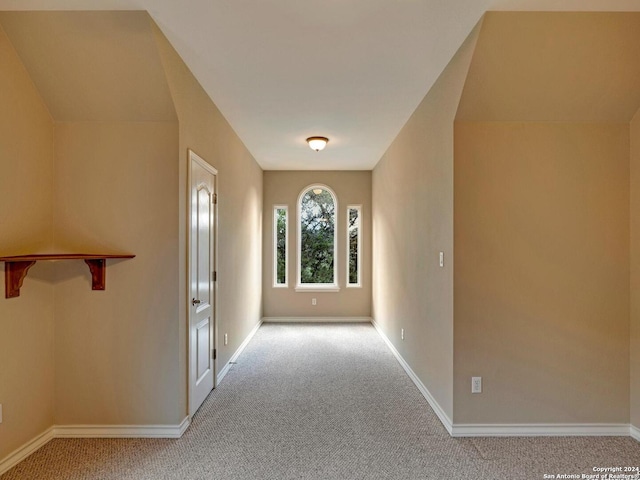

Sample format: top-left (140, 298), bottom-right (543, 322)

top-left (3, 323), bottom-right (638, 479)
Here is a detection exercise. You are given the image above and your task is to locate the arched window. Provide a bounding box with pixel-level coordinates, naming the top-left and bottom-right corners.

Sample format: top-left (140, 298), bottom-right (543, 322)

top-left (296, 184), bottom-right (339, 291)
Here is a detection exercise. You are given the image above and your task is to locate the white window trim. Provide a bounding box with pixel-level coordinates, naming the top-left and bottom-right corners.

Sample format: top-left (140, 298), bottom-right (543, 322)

top-left (273, 205), bottom-right (288, 288)
top-left (346, 205), bottom-right (362, 288)
top-left (294, 285), bottom-right (341, 293)
top-left (296, 183), bottom-right (340, 292)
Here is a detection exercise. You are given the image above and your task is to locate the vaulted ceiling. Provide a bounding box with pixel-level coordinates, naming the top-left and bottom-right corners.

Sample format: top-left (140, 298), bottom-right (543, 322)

top-left (0, 0), bottom-right (637, 169)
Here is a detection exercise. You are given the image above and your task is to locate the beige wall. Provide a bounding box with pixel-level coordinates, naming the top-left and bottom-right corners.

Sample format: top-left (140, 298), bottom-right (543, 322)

top-left (153, 24), bottom-right (263, 372)
top-left (0, 11), bottom-right (263, 454)
top-left (631, 109), bottom-right (640, 430)
top-left (0, 21), bottom-right (54, 459)
top-left (456, 12), bottom-right (640, 123)
top-left (454, 122), bottom-right (630, 423)
top-left (3, 10), bottom-right (639, 463)
top-left (262, 171), bottom-right (371, 318)
top-left (0, 23), bottom-right (54, 255)
top-left (53, 122), bottom-right (181, 424)
top-left (372, 12), bottom-right (636, 427)
top-left (451, 11), bottom-right (637, 426)
top-left (3, 11), bottom-right (189, 427)
top-left (371, 24), bottom-right (481, 422)
top-left (0, 11), bottom-right (175, 123)
top-left (0, 24), bottom-right (55, 460)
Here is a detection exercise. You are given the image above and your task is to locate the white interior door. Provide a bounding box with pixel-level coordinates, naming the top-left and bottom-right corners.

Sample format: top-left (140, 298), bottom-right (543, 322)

top-left (189, 150), bottom-right (217, 416)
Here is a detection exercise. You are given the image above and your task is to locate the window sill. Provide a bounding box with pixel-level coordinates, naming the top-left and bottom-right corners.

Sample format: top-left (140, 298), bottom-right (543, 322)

top-left (273, 284), bottom-right (288, 289)
top-left (295, 285), bottom-right (340, 293)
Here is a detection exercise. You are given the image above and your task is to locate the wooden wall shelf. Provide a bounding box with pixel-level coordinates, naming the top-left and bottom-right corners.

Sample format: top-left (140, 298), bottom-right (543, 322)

top-left (0, 254), bottom-right (135, 298)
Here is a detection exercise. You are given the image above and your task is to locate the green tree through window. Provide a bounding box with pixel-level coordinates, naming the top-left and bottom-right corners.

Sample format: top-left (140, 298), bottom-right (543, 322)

top-left (275, 207), bottom-right (287, 285)
top-left (300, 188), bottom-right (335, 284)
top-left (348, 207), bottom-right (360, 285)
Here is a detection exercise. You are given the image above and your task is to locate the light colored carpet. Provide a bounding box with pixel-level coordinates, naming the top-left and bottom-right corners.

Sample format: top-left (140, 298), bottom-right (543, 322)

top-left (3, 323), bottom-right (639, 479)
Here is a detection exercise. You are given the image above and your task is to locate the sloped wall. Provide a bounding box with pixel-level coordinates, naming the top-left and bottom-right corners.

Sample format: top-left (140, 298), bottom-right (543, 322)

top-left (456, 12), bottom-right (640, 123)
top-left (371, 23), bottom-right (481, 422)
top-left (0, 11), bottom-right (176, 123)
top-left (0, 24), bottom-right (55, 460)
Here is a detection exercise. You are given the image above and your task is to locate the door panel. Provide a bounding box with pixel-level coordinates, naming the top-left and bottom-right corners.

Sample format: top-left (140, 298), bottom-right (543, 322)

top-left (197, 188), bottom-right (212, 307)
top-left (196, 318), bottom-right (211, 382)
top-left (189, 150), bottom-right (217, 416)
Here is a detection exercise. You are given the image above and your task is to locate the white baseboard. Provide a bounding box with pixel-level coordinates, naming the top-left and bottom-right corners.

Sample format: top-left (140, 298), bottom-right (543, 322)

top-left (262, 316), bottom-right (372, 323)
top-left (0, 426), bottom-right (54, 476)
top-left (371, 318), bottom-right (454, 435)
top-left (370, 319), bottom-right (635, 439)
top-left (217, 319), bottom-right (263, 385)
top-left (0, 418), bottom-right (190, 475)
top-left (54, 416), bottom-right (190, 439)
top-left (451, 423), bottom-right (630, 437)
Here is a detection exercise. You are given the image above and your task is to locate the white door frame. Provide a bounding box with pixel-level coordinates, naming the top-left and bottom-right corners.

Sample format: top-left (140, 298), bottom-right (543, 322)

top-left (187, 148), bottom-right (218, 417)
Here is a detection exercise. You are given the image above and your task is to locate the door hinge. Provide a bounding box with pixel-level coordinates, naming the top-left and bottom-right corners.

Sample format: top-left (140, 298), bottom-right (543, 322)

top-left (212, 348), bottom-right (217, 360)
top-left (213, 271), bottom-right (217, 282)
top-left (213, 193), bottom-right (218, 204)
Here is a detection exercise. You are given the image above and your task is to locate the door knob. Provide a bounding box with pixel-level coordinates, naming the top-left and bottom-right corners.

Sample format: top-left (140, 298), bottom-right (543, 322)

top-left (192, 298), bottom-right (201, 306)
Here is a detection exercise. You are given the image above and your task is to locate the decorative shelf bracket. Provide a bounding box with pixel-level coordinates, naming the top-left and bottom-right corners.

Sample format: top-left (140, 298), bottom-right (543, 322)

top-left (0, 254), bottom-right (135, 298)
top-left (5, 261), bottom-right (36, 298)
top-left (84, 259), bottom-right (106, 290)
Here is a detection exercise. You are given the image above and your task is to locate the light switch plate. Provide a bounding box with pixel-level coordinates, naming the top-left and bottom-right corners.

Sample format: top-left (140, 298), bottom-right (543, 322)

top-left (472, 377), bottom-right (482, 394)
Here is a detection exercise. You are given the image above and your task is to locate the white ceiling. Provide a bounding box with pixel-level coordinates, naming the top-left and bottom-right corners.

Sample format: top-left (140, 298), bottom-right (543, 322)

top-left (1, 0), bottom-right (638, 170)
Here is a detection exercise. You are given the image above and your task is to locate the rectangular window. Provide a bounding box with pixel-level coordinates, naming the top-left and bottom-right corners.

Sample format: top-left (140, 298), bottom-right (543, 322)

top-left (273, 205), bottom-right (288, 287)
top-left (347, 205), bottom-right (361, 287)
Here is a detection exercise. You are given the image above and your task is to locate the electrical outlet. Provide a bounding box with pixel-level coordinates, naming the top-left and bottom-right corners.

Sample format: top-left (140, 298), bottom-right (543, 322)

top-left (401, 328), bottom-right (405, 340)
top-left (472, 377), bottom-right (482, 394)
top-left (312, 298), bottom-right (317, 306)
top-left (224, 333), bottom-right (228, 346)
top-left (439, 252), bottom-right (444, 268)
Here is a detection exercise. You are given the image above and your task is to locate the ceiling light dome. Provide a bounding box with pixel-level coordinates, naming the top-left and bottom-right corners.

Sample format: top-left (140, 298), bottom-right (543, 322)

top-left (306, 136), bottom-right (329, 152)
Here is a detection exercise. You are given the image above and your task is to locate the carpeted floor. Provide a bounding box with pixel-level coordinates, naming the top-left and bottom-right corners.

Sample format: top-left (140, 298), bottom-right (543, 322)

top-left (3, 323), bottom-right (639, 479)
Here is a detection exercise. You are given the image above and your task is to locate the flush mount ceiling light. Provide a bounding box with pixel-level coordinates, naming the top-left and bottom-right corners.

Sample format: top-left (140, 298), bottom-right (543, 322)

top-left (306, 136), bottom-right (329, 152)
